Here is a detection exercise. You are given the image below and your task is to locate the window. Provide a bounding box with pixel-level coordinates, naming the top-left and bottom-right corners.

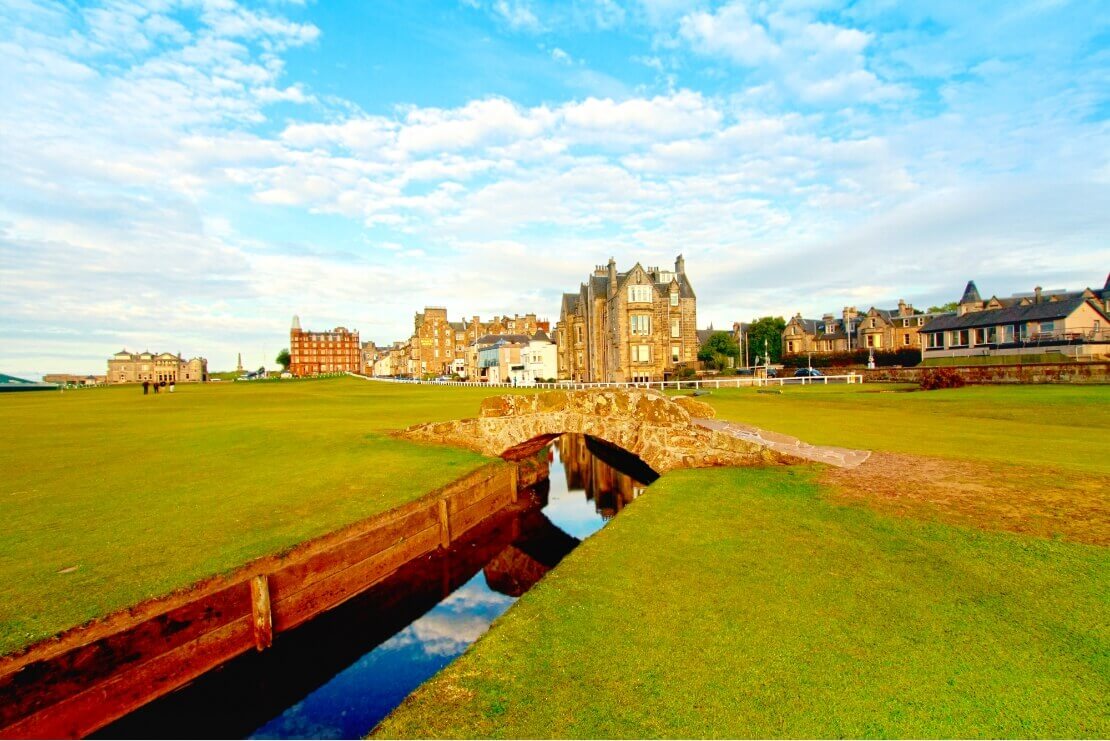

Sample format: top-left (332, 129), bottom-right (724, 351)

top-left (670, 317), bottom-right (680, 338)
top-left (575, 326), bottom-right (583, 343)
top-left (670, 292), bottom-right (679, 307)
top-left (918, 317), bottom-right (924, 326)
top-left (630, 315), bottom-right (652, 335)
top-left (671, 345), bottom-right (680, 362)
top-left (1040, 320), bottom-right (1055, 332)
top-left (903, 333), bottom-right (911, 346)
top-left (628, 284), bottom-right (652, 303)
top-left (632, 344), bottom-right (651, 362)
top-left (870, 318), bottom-right (876, 328)
top-left (1002, 325), bottom-right (1015, 343)
top-left (866, 334), bottom-right (875, 348)
top-left (927, 333), bottom-right (943, 349)
top-left (973, 328), bottom-right (986, 344)
top-left (787, 341), bottom-right (795, 353)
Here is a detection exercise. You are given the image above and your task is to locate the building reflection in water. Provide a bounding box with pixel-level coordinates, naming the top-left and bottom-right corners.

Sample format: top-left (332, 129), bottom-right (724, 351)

top-left (554, 434), bottom-right (659, 520)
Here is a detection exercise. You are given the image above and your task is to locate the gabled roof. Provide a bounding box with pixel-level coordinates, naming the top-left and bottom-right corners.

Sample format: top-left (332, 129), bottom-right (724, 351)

top-left (531, 330), bottom-right (552, 343)
top-left (696, 329), bottom-right (715, 346)
top-left (960, 280), bottom-right (982, 305)
top-left (476, 333), bottom-right (531, 346)
top-left (921, 295), bottom-right (1106, 332)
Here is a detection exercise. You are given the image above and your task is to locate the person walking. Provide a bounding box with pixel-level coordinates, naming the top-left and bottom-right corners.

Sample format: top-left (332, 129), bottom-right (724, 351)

top-left (142, 380), bottom-right (149, 395)
top-left (169, 379), bottom-right (175, 393)
top-left (152, 380), bottom-right (159, 394)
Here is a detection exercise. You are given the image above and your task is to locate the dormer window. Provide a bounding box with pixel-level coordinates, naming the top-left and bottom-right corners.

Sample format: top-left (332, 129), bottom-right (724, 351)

top-left (629, 285), bottom-right (652, 303)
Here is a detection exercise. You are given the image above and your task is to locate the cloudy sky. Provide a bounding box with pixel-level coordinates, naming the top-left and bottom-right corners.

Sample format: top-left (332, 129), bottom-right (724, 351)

top-left (1, 0), bottom-right (1107, 376)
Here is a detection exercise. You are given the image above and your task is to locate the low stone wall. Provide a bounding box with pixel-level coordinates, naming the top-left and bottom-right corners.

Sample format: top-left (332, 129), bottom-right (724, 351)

top-left (861, 362), bottom-right (1110, 385)
top-left (0, 460), bottom-right (537, 739)
top-left (401, 389), bottom-right (792, 473)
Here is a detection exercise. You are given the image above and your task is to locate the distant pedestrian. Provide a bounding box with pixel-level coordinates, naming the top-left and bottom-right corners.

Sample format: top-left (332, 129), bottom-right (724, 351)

top-left (169, 380), bottom-right (175, 393)
top-left (152, 381), bottom-right (159, 394)
top-left (142, 380), bottom-right (149, 395)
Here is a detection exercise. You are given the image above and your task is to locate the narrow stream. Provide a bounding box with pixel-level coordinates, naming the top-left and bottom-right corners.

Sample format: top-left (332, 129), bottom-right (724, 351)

top-left (97, 434), bottom-right (656, 740)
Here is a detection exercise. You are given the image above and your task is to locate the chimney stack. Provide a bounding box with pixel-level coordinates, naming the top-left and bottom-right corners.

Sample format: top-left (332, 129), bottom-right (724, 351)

top-left (1034, 286), bottom-right (1043, 304)
top-left (607, 257), bottom-right (617, 297)
top-left (675, 253), bottom-right (686, 275)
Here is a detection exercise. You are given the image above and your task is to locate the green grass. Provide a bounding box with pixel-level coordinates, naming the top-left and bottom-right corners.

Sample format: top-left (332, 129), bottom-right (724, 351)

top-left (692, 384), bottom-right (1110, 475)
top-left (921, 353), bottom-right (1071, 366)
top-left (0, 377), bottom-right (514, 656)
top-left (375, 466), bottom-right (1110, 739)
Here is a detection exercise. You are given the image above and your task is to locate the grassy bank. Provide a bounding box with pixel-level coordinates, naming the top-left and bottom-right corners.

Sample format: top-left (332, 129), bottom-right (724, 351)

top-left (694, 384), bottom-right (1110, 475)
top-left (375, 466), bottom-right (1110, 738)
top-left (0, 377), bottom-right (513, 656)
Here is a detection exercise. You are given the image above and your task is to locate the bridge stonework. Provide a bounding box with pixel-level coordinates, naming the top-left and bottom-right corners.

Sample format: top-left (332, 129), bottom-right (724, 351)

top-left (399, 388), bottom-right (795, 474)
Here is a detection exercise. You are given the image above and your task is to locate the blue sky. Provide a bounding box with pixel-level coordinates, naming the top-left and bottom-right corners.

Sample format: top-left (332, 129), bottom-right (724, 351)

top-left (1, 0), bottom-right (1107, 376)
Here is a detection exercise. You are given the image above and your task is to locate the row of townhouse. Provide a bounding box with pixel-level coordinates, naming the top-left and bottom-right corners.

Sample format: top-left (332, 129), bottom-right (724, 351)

top-left (780, 273), bottom-right (1110, 363)
top-left (362, 310), bottom-right (555, 382)
top-left (918, 276), bottom-right (1110, 361)
top-left (782, 300), bottom-right (954, 357)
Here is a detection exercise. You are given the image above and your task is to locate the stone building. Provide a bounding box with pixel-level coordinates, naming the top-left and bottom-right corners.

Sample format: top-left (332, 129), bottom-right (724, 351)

top-left (289, 316), bottom-right (361, 376)
top-left (107, 351), bottom-right (207, 384)
top-left (783, 301), bottom-right (948, 357)
top-left (555, 255), bottom-right (698, 382)
top-left (401, 308), bottom-right (550, 379)
top-left (920, 278), bottom-right (1110, 361)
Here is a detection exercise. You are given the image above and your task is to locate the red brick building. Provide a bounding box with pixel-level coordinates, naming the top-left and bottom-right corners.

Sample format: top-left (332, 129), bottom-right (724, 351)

top-left (289, 316), bottom-right (361, 376)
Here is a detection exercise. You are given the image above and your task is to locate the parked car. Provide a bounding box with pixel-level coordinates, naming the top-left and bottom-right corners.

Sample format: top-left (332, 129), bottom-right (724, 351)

top-left (793, 367), bottom-right (825, 377)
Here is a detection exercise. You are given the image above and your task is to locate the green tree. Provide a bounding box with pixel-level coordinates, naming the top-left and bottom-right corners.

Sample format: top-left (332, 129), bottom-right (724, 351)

top-left (747, 316), bottom-right (786, 364)
top-left (276, 348), bottom-right (291, 371)
top-left (697, 331), bottom-right (741, 370)
top-left (927, 301), bottom-right (959, 313)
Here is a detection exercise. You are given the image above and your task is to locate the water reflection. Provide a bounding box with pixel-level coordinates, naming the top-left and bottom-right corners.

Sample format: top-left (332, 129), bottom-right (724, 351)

top-left (96, 434), bottom-right (656, 740)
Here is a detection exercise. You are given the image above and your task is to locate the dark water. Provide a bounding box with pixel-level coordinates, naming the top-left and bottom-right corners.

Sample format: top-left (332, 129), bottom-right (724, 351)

top-left (97, 434), bottom-right (655, 740)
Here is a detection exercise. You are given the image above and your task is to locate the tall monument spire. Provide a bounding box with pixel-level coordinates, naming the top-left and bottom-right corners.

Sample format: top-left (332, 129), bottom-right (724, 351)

top-left (236, 353), bottom-right (243, 372)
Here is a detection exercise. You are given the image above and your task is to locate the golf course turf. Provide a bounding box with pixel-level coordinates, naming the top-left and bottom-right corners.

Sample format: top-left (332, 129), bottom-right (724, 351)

top-left (374, 384), bottom-right (1109, 738)
top-left (0, 377), bottom-right (516, 656)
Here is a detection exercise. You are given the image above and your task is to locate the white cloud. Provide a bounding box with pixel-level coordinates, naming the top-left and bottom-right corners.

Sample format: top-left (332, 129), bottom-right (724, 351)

top-left (679, 2), bottom-right (779, 66)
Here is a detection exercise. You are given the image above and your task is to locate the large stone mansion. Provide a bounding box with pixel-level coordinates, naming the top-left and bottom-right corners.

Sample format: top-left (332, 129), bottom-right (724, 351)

top-left (107, 351), bottom-right (208, 384)
top-left (555, 255), bottom-right (698, 383)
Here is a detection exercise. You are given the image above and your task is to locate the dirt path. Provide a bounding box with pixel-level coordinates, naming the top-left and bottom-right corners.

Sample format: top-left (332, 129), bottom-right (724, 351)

top-left (824, 452), bottom-right (1110, 546)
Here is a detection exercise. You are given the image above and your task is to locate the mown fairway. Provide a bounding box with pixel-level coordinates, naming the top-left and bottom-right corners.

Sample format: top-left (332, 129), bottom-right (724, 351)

top-left (0, 378), bottom-right (511, 656)
top-left (695, 384), bottom-right (1110, 474)
top-left (378, 384), bottom-right (1110, 738)
top-left (376, 465), bottom-right (1109, 739)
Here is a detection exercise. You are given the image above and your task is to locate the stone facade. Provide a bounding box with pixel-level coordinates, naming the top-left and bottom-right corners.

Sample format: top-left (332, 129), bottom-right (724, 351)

top-left (400, 388), bottom-right (791, 474)
top-left (289, 316), bottom-right (361, 376)
top-left (783, 301), bottom-right (950, 357)
top-left (556, 255), bottom-right (698, 382)
top-left (107, 351), bottom-right (207, 384)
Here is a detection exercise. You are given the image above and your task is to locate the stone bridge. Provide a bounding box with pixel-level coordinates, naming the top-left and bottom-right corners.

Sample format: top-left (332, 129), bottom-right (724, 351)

top-left (399, 388), bottom-right (794, 474)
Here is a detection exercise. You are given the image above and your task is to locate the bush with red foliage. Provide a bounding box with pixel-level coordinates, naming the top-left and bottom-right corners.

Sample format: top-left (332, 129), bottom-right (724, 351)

top-left (919, 368), bottom-right (966, 390)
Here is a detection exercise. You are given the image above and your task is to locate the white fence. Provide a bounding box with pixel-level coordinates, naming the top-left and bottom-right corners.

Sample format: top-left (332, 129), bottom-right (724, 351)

top-left (348, 371), bottom-right (863, 391)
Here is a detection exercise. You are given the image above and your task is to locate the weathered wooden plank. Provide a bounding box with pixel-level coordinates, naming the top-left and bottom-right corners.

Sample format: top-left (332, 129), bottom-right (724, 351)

top-left (0, 616), bottom-right (255, 740)
top-left (0, 580), bottom-right (251, 729)
top-left (270, 525), bottom-right (441, 633)
top-left (438, 498), bottom-right (451, 548)
top-left (250, 576), bottom-right (272, 651)
top-left (267, 502), bottom-right (438, 602)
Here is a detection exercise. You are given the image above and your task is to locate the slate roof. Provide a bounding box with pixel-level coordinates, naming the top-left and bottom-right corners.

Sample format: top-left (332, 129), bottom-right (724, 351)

top-left (960, 280), bottom-right (982, 305)
top-left (531, 330), bottom-right (552, 343)
top-left (449, 321), bottom-right (465, 331)
top-left (921, 295), bottom-right (1106, 332)
top-left (476, 333), bottom-right (531, 346)
top-left (696, 329), bottom-right (715, 346)
top-left (588, 264), bottom-right (696, 300)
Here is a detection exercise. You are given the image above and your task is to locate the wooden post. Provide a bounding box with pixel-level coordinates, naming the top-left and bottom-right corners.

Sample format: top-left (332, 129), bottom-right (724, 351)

top-left (250, 575), bottom-right (272, 651)
top-left (438, 498), bottom-right (451, 548)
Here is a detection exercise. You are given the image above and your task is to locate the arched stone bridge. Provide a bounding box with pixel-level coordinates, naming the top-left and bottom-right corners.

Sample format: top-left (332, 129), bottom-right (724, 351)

top-left (400, 388), bottom-right (794, 474)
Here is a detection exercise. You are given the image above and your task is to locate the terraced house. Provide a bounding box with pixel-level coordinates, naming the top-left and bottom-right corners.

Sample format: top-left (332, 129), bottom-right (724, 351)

top-left (783, 300), bottom-right (954, 358)
top-left (556, 255), bottom-right (698, 382)
top-left (919, 277), bottom-right (1110, 361)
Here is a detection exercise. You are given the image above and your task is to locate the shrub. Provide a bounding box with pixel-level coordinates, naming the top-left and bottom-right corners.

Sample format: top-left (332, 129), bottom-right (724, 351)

top-left (781, 348), bottom-right (921, 368)
top-left (920, 368), bottom-right (966, 390)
